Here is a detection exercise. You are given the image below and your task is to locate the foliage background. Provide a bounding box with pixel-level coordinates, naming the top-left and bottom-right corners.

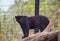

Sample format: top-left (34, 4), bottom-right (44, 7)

top-left (0, 0), bottom-right (60, 41)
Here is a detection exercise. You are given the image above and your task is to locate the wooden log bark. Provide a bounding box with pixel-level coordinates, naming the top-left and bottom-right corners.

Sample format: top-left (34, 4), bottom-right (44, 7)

top-left (21, 30), bottom-right (60, 41)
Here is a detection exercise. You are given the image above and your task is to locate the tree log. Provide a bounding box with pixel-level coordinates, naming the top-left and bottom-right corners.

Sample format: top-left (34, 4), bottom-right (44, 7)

top-left (21, 30), bottom-right (60, 41)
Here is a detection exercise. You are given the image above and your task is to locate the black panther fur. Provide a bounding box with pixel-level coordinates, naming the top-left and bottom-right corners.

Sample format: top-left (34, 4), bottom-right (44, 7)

top-left (15, 15), bottom-right (58, 41)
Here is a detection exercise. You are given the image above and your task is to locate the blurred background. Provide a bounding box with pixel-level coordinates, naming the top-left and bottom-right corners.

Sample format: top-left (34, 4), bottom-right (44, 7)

top-left (0, 0), bottom-right (60, 41)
